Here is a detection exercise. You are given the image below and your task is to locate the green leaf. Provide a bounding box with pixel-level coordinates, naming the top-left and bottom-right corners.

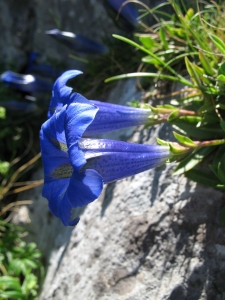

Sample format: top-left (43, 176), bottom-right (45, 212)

top-left (173, 146), bottom-right (215, 175)
top-left (217, 74), bottom-right (225, 90)
top-left (199, 50), bottom-right (215, 76)
top-left (185, 8), bottom-right (194, 21)
top-left (0, 160), bottom-right (10, 175)
top-left (185, 169), bottom-right (220, 188)
top-left (139, 36), bottom-right (155, 50)
top-left (218, 61), bottom-right (225, 76)
top-left (142, 56), bottom-right (162, 66)
top-left (210, 34), bottom-right (225, 55)
top-left (157, 138), bottom-right (170, 146)
top-left (220, 120), bottom-right (225, 132)
top-left (173, 118), bottom-right (224, 140)
top-left (173, 132), bottom-right (196, 147)
top-left (217, 74), bottom-right (225, 82)
top-left (185, 57), bottom-right (210, 85)
top-left (210, 164), bottom-right (220, 178)
top-left (197, 102), bottom-right (215, 114)
top-left (217, 162), bottom-right (225, 184)
top-left (22, 273), bottom-right (38, 296)
top-left (0, 290), bottom-right (23, 299)
top-left (167, 110), bottom-right (179, 122)
top-left (157, 104), bottom-right (176, 109)
top-left (169, 143), bottom-right (190, 155)
top-left (213, 145), bottom-right (225, 166)
top-left (159, 27), bottom-right (168, 50)
top-left (0, 107), bottom-right (6, 119)
top-left (0, 276), bottom-right (21, 290)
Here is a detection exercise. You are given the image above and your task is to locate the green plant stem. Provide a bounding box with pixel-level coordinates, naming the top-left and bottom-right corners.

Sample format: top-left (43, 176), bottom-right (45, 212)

top-left (195, 139), bottom-right (225, 147)
top-left (105, 71), bottom-right (195, 87)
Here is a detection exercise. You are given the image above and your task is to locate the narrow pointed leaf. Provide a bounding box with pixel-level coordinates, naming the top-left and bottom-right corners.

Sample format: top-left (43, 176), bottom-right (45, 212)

top-left (168, 110), bottom-right (179, 121)
top-left (173, 131), bottom-right (196, 147)
top-left (157, 138), bottom-right (170, 146)
top-left (210, 34), bottom-right (225, 55)
top-left (220, 120), bottom-right (225, 132)
top-left (159, 27), bottom-right (168, 50)
top-left (185, 169), bottom-right (220, 188)
top-left (173, 146), bottom-right (214, 175)
top-left (199, 50), bottom-right (215, 76)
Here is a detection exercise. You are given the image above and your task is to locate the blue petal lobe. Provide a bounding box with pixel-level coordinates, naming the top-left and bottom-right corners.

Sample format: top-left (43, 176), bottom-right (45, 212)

top-left (65, 103), bottom-right (98, 170)
top-left (43, 179), bottom-right (69, 218)
top-left (40, 125), bottom-right (69, 182)
top-left (43, 179), bottom-right (79, 226)
top-left (63, 169), bottom-right (103, 207)
top-left (48, 70), bottom-right (83, 117)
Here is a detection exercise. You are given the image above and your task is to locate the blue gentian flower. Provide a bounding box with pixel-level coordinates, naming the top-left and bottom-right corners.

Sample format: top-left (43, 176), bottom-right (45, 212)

top-left (25, 52), bottom-right (64, 78)
top-left (48, 70), bottom-right (151, 135)
top-left (45, 29), bottom-right (108, 54)
top-left (0, 71), bottom-right (52, 93)
top-left (40, 101), bottom-right (170, 226)
top-left (0, 100), bottom-right (37, 113)
top-left (105, 0), bottom-right (139, 31)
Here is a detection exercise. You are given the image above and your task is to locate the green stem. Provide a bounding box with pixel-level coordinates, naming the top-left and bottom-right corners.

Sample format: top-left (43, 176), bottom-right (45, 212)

top-left (105, 72), bottom-right (195, 87)
top-left (195, 139), bottom-right (225, 147)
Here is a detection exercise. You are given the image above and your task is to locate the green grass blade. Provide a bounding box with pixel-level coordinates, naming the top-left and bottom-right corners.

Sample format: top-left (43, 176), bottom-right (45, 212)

top-left (105, 72), bottom-right (195, 87)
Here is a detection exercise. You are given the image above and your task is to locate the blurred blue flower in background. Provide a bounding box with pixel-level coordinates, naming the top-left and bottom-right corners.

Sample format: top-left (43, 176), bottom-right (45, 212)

top-left (105, 0), bottom-right (139, 31)
top-left (0, 100), bottom-right (37, 113)
top-left (0, 71), bottom-right (52, 93)
top-left (40, 73), bottom-right (170, 225)
top-left (48, 70), bottom-right (151, 135)
top-left (25, 52), bottom-right (64, 78)
top-left (45, 29), bottom-right (108, 54)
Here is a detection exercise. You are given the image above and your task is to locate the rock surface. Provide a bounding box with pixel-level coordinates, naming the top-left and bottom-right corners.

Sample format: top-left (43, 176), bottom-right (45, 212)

top-left (13, 79), bottom-right (225, 299)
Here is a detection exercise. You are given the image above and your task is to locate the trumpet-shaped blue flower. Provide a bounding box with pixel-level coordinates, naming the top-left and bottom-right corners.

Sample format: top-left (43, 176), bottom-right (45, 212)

top-left (48, 70), bottom-right (151, 135)
top-left (25, 52), bottom-right (64, 78)
top-left (0, 71), bottom-right (52, 93)
top-left (45, 29), bottom-right (108, 54)
top-left (0, 100), bottom-right (37, 113)
top-left (105, 0), bottom-right (139, 31)
top-left (40, 101), bottom-right (170, 226)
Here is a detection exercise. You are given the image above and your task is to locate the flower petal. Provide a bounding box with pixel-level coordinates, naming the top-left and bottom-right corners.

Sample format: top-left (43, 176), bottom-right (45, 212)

top-left (43, 170), bottom-right (103, 226)
top-left (43, 179), bottom-right (80, 226)
top-left (84, 100), bottom-right (150, 135)
top-left (81, 139), bottom-right (170, 183)
top-left (48, 70), bottom-right (83, 117)
top-left (63, 169), bottom-right (103, 207)
top-left (65, 102), bottom-right (98, 170)
top-left (43, 178), bottom-right (69, 218)
top-left (40, 125), bottom-right (70, 183)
